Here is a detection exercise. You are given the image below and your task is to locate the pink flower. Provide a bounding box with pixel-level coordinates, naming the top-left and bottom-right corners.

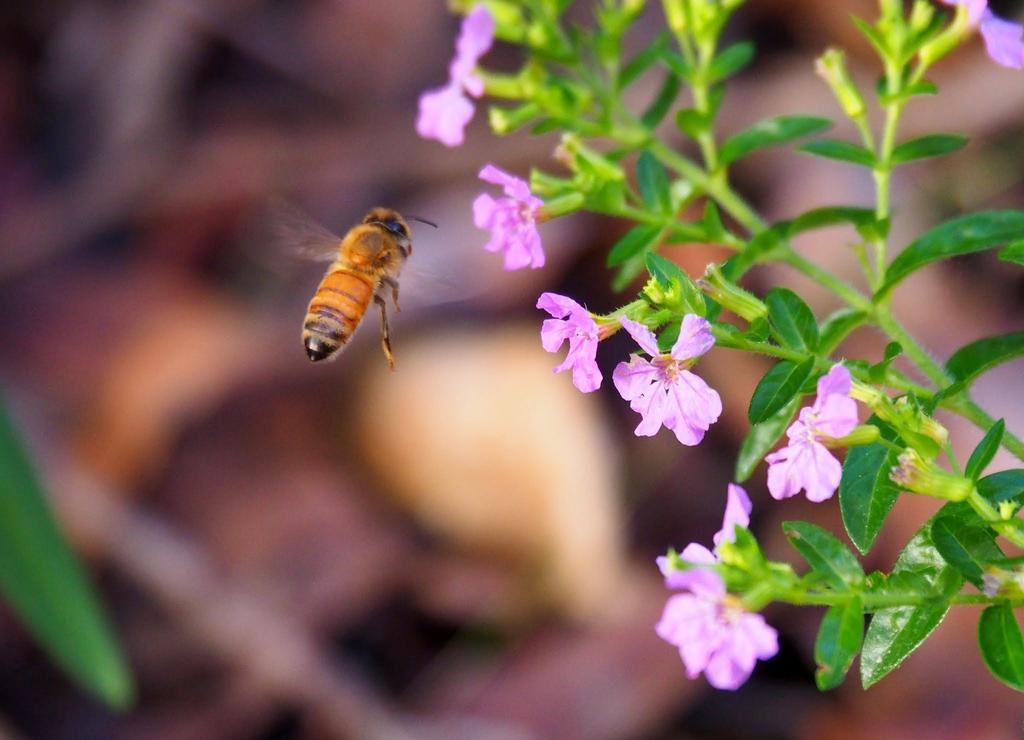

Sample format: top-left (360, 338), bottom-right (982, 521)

top-left (416, 83), bottom-right (475, 147)
top-left (612, 316), bottom-right (722, 446)
top-left (537, 292), bottom-right (602, 392)
top-left (473, 165), bottom-right (545, 270)
top-left (656, 485), bottom-right (778, 690)
top-left (765, 364), bottom-right (858, 503)
top-left (416, 6), bottom-right (496, 147)
top-left (939, 1), bottom-right (1024, 69)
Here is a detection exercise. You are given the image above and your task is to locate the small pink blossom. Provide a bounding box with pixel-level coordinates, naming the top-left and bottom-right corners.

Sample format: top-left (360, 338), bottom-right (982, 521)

top-left (473, 165), bottom-right (545, 270)
top-left (656, 484), bottom-right (778, 691)
top-left (612, 316), bottom-right (722, 446)
top-left (416, 83), bottom-right (475, 147)
top-left (765, 364), bottom-right (858, 503)
top-left (940, 1), bottom-right (1024, 69)
top-left (416, 6), bottom-right (496, 147)
top-left (537, 292), bottom-right (602, 392)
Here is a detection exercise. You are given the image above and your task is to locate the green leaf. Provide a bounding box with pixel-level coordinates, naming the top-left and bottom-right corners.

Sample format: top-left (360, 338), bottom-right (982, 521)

top-left (707, 41), bottom-right (755, 84)
top-left (815, 596), bottom-right (864, 691)
top-left (765, 287), bottom-right (819, 352)
top-left (999, 240), bottom-right (1024, 266)
top-left (619, 33), bottom-right (669, 89)
top-left (735, 397), bottom-right (799, 482)
top-left (0, 401), bottom-right (133, 707)
top-left (946, 331), bottom-right (1024, 387)
top-left (839, 419), bottom-right (901, 554)
top-left (877, 212), bottom-right (1024, 298)
top-left (868, 342), bottom-right (902, 383)
top-left (612, 250), bottom-right (650, 292)
top-left (860, 511), bottom-right (962, 689)
top-left (979, 605), bottom-right (1024, 692)
top-left (890, 134), bottom-right (967, 165)
top-left (641, 72), bottom-right (682, 128)
top-left (931, 514), bottom-right (1002, 588)
top-left (852, 16), bottom-right (889, 59)
top-left (819, 308), bottom-right (868, 354)
top-left (965, 420), bottom-right (1005, 480)
top-left (783, 521), bottom-right (864, 589)
top-left (748, 358), bottom-right (815, 424)
top-left (719, 115), bottom-right (832, 167)
top-left (607, 224), bottom-right (661, 267)
top-left (799, 139), bottom-right (876, 168)
top-left (976, 469), bottom-right (1024, 507)
top-left (701, 201), bottom-right (725, 240)
top-left (675, 108), bottom-right (706, 138)
top-left (659, 49), bottom-right (693, 82)
top-left (637, 151), bottom-right (672, 214)
top-left (782, 206), bottom-right (878, 238)
top-left (645, 252), bottom-right (685, 287)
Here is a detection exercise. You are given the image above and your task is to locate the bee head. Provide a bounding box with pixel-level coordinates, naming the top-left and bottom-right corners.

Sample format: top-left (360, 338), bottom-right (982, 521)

top-left (363, 207), bottom-right (412, 255)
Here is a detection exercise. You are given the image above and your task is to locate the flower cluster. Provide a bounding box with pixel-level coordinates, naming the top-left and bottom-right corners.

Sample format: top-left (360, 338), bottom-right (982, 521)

top-left (538, 296), bottom-right (723, 446)
top-left (656, 485), bottom-right (779, 690)
top-left (416, 7), bottom-right (495, 147)
top-left (413, 0), bottom-right (1024, 700)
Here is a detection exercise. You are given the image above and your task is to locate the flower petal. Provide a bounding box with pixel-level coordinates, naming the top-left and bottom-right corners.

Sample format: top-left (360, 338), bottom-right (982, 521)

top-left (813, 394), bottom-right (858, 439)
top-left (416, 84), bottom-right (474, 147)
top-left (612, 356), bottom-right (658, 402)
top-left (536, 292), bottom-right (584, 319)
top-left (981, 10), bottom-right (1024, 69)
top-left (713, 483), bottom-right (752, 548)
top-left (671, 314), bottom-right (715, 361)
top-left (815, 364), bottom-right (851, 399)
top-left (804, 442), bottom-right (843, 502)
top-left (619, 317), bottom-right (661, 357)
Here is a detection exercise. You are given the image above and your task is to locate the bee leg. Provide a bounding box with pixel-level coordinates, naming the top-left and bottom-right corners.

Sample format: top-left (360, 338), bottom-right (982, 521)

top-left (374, 294), bottom-right (396, 370)
top-left (382, 276), bottom-right (401, 313)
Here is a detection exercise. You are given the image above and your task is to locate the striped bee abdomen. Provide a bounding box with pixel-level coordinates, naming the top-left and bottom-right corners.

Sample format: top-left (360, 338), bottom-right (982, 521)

top-left (302, 266), bottom-right (375, 362)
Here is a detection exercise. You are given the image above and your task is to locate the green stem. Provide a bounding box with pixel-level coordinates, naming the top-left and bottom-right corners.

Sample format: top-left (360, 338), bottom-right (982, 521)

top-left (775, 587), bottom-right (1024, 611)
top-left (874, 307), bottom-right (949, 387)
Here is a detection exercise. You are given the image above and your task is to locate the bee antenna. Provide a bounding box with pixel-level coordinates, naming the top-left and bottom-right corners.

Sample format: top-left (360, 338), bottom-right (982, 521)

top-left (409, 215), bottom-right (438, 229)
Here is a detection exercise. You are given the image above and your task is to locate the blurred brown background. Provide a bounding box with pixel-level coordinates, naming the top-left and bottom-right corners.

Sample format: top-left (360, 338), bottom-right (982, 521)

top-left (0, 1), bottom-right (1023, 738)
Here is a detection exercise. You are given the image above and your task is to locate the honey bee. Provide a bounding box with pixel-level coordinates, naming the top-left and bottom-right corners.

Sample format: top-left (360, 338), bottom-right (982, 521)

top-left (297, 207), bottom-right (433, 368)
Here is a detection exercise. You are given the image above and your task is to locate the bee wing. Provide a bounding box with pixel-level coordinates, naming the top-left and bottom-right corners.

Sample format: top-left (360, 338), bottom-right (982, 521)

top-left (271, 200), bottom-right (342, 263)
top-left (395, 235), bottom-right (491, 310)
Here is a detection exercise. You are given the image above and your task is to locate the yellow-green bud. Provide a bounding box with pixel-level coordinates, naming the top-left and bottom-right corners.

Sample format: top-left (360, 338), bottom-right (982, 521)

top-left (557, 134), bottom-right (625, 181)
top-left (661, 0), bottom-right (687, 34)
top-left (820, 424), bottom-right (881, 449)
top-left (816, 48), bottom-right (866, 120)
top-left (698, 263), bottom-right (767, 323)
top-left (488, 103), bottom-right (540, 135)
top-left (530, 169), bottom-right (574, 199)
top-left (538, 191), bottom-right (585, 220)
top-left (892, 396), bottom-right (949, 447)
top-left (850, 381), bottom-right (887, 408)
top-left (909, 0), bottom-right (935, 33)
top-left (890, 449), bottom-right (973, 502)
top-left (480, 70), bottom-right (525, 100)
top-left (918, 2), bottom-right (973, 68)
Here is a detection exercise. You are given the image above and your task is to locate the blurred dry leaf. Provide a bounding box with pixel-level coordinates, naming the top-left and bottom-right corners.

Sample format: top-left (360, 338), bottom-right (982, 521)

top-left (354, 325), bottom-right (627, 624)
